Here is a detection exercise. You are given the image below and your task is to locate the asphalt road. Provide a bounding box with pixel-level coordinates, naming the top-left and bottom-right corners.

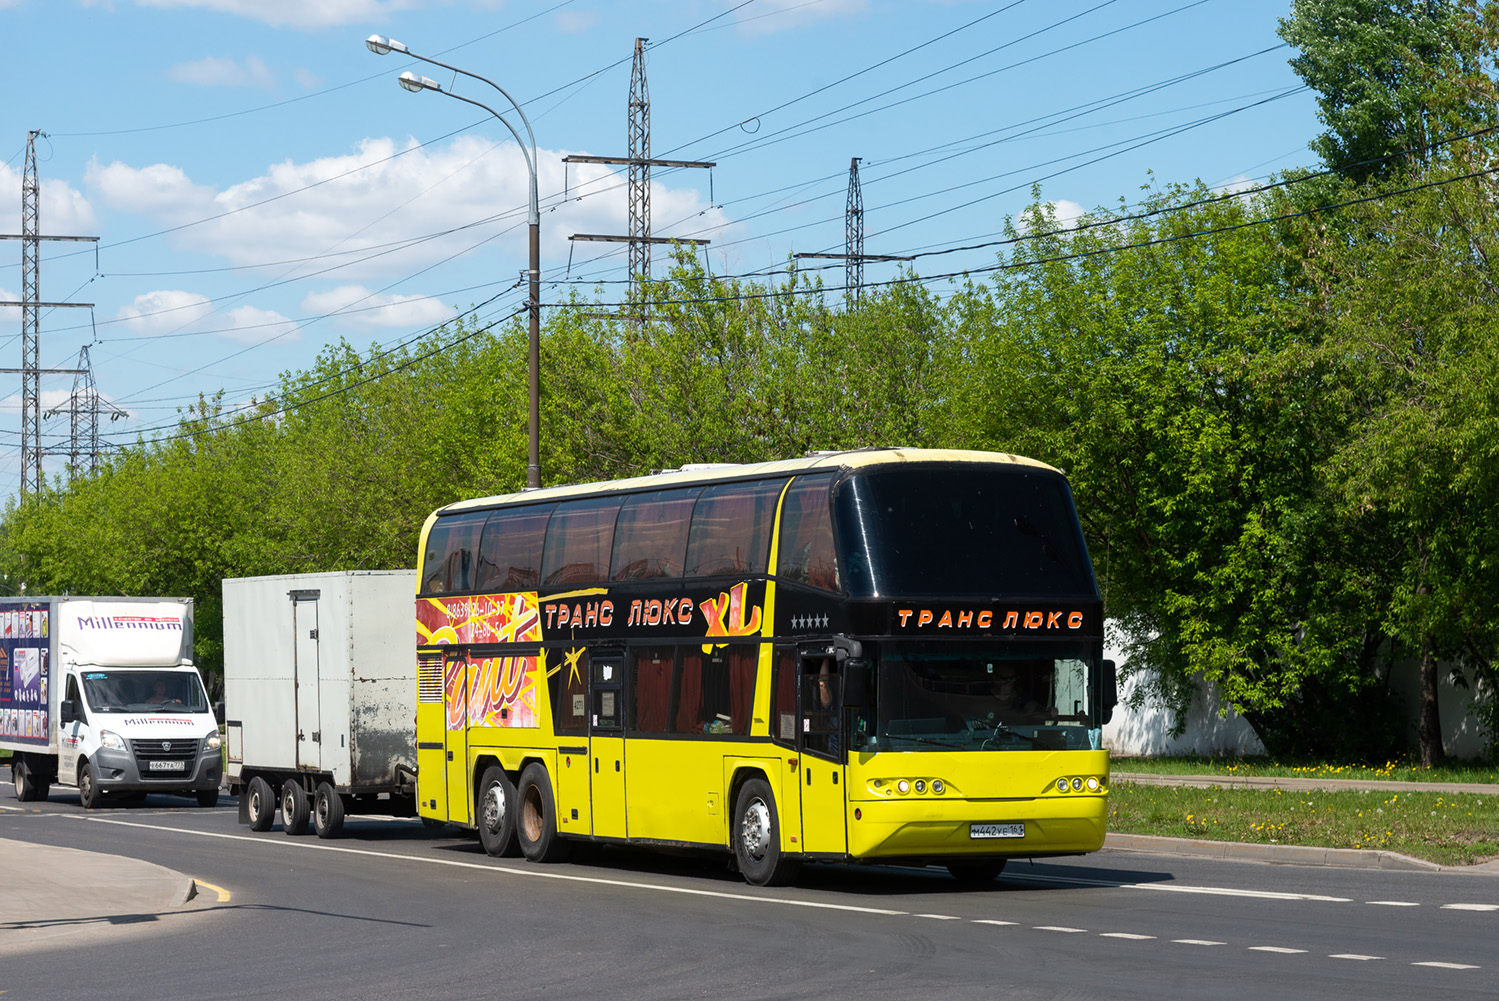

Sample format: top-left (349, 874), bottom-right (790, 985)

top-left (2, 787), bottom-right (1497, 1001)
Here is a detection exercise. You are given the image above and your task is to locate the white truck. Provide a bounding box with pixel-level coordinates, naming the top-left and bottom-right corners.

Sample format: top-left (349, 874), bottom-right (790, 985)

top-left (223, 570), bottom-right (419, 838)
top-left (2, 596), bottom-right (222, 808)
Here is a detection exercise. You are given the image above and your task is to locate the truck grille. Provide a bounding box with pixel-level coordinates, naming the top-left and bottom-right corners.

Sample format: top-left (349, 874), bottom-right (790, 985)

top-left (130, 738), bottom-right (199, 774)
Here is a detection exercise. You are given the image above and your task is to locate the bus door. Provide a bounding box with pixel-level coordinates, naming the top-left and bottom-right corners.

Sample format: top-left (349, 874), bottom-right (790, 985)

top-left (797, 648), bottom-right (848, 856)
top-left (444, 649), bottom-right (471, 825)
top-left (291, 591), bottom-right (322, 773)
top-left (589, 652), bottom-right (627, 838)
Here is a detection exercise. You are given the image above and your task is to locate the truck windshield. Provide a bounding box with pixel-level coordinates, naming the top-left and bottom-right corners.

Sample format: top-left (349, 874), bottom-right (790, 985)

top-left (863, 640), bottom-right (1099, 753)
top-left (81, 671), bottom-right (208, 714)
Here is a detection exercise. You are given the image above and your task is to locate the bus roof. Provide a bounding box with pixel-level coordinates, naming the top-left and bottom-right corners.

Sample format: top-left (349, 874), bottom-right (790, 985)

top-left (435, 448), bottom-right (1061, 518)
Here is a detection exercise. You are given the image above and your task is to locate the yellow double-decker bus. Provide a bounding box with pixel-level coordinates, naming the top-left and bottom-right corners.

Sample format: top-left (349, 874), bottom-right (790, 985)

top-left (414, 448), bottom-right (1115, 886)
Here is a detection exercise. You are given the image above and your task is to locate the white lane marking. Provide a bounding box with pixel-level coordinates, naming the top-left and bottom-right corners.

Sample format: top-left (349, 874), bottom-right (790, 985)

top-left (1035, 926), bottom-right (1088, 933)
top-left (1441, 903), bottom-right (1499, 912)
top-left (915, 913), bottom-right (962, 920)
top-left (972, 920), bottom-right (1019, 927)
top-left (80, 817), bottom-right (911, 917)
top-left (1172, 939), bottom-right (1225, 946)
top-left (1249, 946), bottom-right (1308, 954)
top-left (1366, 901), bottom-right (1420, 907)
top-left (1330, 954), bottom-right (1383, 961)
top-left (999, 871), bottom-right (1352, 903)
top-left (1100, 933), bottom-right (1155, 940)
top-left (1413, 962), bottom-right (1480, 970)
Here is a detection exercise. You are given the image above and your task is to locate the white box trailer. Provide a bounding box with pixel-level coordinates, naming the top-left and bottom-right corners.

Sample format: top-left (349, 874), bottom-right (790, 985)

top-left (223, 570), bottom-right (418, 838)
top-left (2, 596), bottom-right (221, 808)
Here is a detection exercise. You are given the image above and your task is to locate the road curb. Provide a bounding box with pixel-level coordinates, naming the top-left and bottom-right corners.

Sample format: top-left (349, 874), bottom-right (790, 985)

top-left (1103, 832), bottom-right (1447, 871)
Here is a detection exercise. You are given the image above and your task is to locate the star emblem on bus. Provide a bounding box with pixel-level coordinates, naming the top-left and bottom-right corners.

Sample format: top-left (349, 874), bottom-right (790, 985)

top-left (791, 614), bottom-right (829, 630)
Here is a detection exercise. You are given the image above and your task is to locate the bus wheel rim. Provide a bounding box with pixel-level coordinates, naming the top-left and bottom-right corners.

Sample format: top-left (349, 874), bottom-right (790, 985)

top-left (741, 799), bottom-right (771, 860)
top-left (483, 784), bottom-right (506, 833)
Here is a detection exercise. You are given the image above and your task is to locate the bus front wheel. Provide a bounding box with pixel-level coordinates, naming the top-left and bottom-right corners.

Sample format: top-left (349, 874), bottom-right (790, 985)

top-left (517, 763), bottom-right (570, 863)
top-left (946, 859), bottom-right (1007, 885)
top-left (733, 778), bottom-right (800, 887)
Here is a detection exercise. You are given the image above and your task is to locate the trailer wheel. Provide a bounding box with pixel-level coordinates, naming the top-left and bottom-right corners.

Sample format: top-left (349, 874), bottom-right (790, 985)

top-left (516, 763), bottom-right (569, 863)
top-left (477, 766), bottom-right (520, 857)
top-left (314, 782), bottom-right (345, 839)
top-left (733, 778), bottom-right (800, 887)
top-left (196, 787), bottom-right (221, 808)
top-left (280, 780), bottom-right (310, 835)
top-left (245, 776), bottom-right (275, 831)
top-left (13, 757), bottom-right (48, 802)
top-left (946, 859), bottom-right (1007, 885)
top-left (77, 759), bottom-right (104, 810)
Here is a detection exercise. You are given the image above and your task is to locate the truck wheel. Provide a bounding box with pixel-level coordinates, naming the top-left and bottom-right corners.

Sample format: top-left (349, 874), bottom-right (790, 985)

top-left (477, 766), bottom-right (520, 858)
top-left (245, 776), bottom-right (275, 832)
top-left (516, 763), bottom-right (569, 863)
top-left (196, 788), bottom-right (221, 808)
top-left (13, 757), bottom-right (48, 802)
top-left (280, 780), bottom-right (310, 835)
top-left (733, 778), bottom-right (800, 887)
top-left (77, 759), bottom-right (104, 810)
top-left (314, 782), bottom-right (345, 839)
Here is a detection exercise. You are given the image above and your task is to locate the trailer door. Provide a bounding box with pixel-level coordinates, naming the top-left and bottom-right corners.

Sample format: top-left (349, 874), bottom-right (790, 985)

top-left (292, 593), bottom-right (322, 772)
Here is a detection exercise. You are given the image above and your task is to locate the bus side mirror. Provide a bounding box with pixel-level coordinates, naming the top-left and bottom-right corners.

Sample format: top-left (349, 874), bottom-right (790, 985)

top-left (1100, 659), bottom-right (1118, 724)
top-left (842, 660), bottom-right (870, 707)
top-left (60, 700), bottom-right (80, 725)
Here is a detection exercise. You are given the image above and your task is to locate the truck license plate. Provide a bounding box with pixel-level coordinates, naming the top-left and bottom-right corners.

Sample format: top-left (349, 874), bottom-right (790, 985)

top-left (970, 822), bottom-right (1025, 839)
top-left (148, 760), bottom-right (184, 771)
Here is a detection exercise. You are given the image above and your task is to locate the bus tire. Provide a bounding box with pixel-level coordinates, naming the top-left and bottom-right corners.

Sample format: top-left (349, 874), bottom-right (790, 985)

top-left (78, 759), bottom-right (104, 810)
top-left (516, 763), bottom-right (570, 863)
top-left (946, 859), bottom-right (1007, 884)
top-left (477, 766), bottom-right (520, 858)
top-left (245, 776), bottom-right (276, 831)
top-left (280, 780), bottom-right (310, 836)
top-left (314, 782), bottom-right (345, 839)
top-left (733, 778), bottom-right (800, 887)
top-left (14, 757), bottom-right (48, 802)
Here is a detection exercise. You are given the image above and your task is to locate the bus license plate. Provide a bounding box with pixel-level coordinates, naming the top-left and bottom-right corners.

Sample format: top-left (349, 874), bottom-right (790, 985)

top-left (148, 760), bottom-right (184, 771)
top-left (970, 822), bottom-right (1025, 839)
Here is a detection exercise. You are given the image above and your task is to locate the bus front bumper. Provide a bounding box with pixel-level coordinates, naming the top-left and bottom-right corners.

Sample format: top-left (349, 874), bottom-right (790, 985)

top-left (846, 793), bottom-right (1107, 859)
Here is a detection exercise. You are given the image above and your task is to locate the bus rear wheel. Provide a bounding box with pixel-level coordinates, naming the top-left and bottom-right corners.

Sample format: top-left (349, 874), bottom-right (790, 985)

top-left (946, 859), bottom-right (1007, 884)
top-left (516, 763), bottom-right (569, 863)
top-left (733, 778), bottom-right (800, 887)
top-left (477, 766), bottom-right (520, 857)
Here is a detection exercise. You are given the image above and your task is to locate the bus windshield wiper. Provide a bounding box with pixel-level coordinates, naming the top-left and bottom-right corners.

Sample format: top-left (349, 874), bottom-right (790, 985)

top-left (884, 733), bottom-right (969, 749)
top-left (985, 723), bottom-right (1044, 749)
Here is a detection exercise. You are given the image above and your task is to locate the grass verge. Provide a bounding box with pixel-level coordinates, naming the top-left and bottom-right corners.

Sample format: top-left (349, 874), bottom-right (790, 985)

top-left (1108, 780), bottom-right (1499, 867)
top-left (1111, 754), bottom-right (1499, 785)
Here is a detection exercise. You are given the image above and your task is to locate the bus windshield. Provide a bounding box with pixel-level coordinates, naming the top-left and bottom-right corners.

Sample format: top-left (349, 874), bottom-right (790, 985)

top-left (864, 640), bottom-right (1099, 753)
top-left (81, 670), bottom-right (209, 714)
top-left (835, 464), bottom-right (1096, 598)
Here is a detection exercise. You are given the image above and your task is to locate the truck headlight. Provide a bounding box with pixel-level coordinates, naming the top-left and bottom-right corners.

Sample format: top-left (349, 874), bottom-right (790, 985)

top-left (99, 730), bottom-right (127, 751)
top-left (205, 733), bottom-right (222, 751)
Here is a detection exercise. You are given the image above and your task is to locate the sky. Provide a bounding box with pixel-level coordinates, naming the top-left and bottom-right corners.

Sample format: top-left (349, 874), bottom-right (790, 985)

top-left (0, 0), bottom-right (1321, 502)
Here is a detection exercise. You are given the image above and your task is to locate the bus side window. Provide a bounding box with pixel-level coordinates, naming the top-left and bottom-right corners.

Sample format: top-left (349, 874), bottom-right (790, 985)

top-left (631, 648), bottom-right (673, 734)
top-left (684, 479), bottom-right (785, 577)
top-left (610, 489), bottom-right (699, 581)
top-left (477, 504), bottom-right (554, 592)
top-left (553, 646), bottom-right (588, 734)
top-left (422, 511), bottom-right (488, 595)
top-left (542, 497), bottom-right (625, 586)
top-left (777, 475), bottom-right (840, 592)
top-left (675, 646), bottom-right (748, 735)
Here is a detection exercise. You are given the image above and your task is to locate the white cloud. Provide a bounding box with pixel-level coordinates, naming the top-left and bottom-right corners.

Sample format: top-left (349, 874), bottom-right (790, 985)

top-left (167, 55), bottom-right (275, 90)
top-left (1048, 199), bottom-right (1085, 227)
top-left (133, 0), bottom-right (421, 30)
top-left (0, 163), bottom-right (98, 235)
top-left (114, 289), bottom-right (299, 345)
top-left (301, 284), bottom-right (459, 331)
top-left (556, 10), bottom-right (599, 33)
top-left (731, 0), bottom-right (868, 36)
top-left (84, 136), bottom-right (733, 285)
top-left (1211, 174), bottom-right (1259, 196)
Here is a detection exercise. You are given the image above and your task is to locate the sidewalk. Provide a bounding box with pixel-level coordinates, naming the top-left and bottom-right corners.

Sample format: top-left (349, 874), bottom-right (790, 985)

top-left (0, 838), bottom-right (198, 955)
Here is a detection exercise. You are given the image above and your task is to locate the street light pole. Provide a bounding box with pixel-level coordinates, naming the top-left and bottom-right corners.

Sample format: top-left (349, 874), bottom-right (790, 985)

top-left (368, 36), bottom-right (542, 490)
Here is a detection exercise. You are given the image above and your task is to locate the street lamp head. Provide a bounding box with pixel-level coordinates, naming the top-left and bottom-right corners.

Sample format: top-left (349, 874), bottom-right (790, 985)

top-left (365, 34), bottom-right (407, 55)
top-left (398, 71), bottom-right (441, 94)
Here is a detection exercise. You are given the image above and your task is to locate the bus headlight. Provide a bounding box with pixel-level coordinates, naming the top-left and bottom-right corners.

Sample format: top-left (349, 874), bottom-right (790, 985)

top-left (897, 780), bottom-right (910, 794)
top-left (931, 779), bottom-right (944, 795)
top-left (1071, 778), bottom-right (1084, 791)
top-left (1086, 777), bottom-right (1100, 792)
top-left (1056, 778), bottom-right (1069, 793)
top-left (914, 780), bottom-right (926, 793)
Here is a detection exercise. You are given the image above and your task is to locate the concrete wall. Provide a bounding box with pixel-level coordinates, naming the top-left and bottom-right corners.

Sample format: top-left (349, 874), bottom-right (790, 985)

top-left (1100, 621), bottom-right (1496, 760)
